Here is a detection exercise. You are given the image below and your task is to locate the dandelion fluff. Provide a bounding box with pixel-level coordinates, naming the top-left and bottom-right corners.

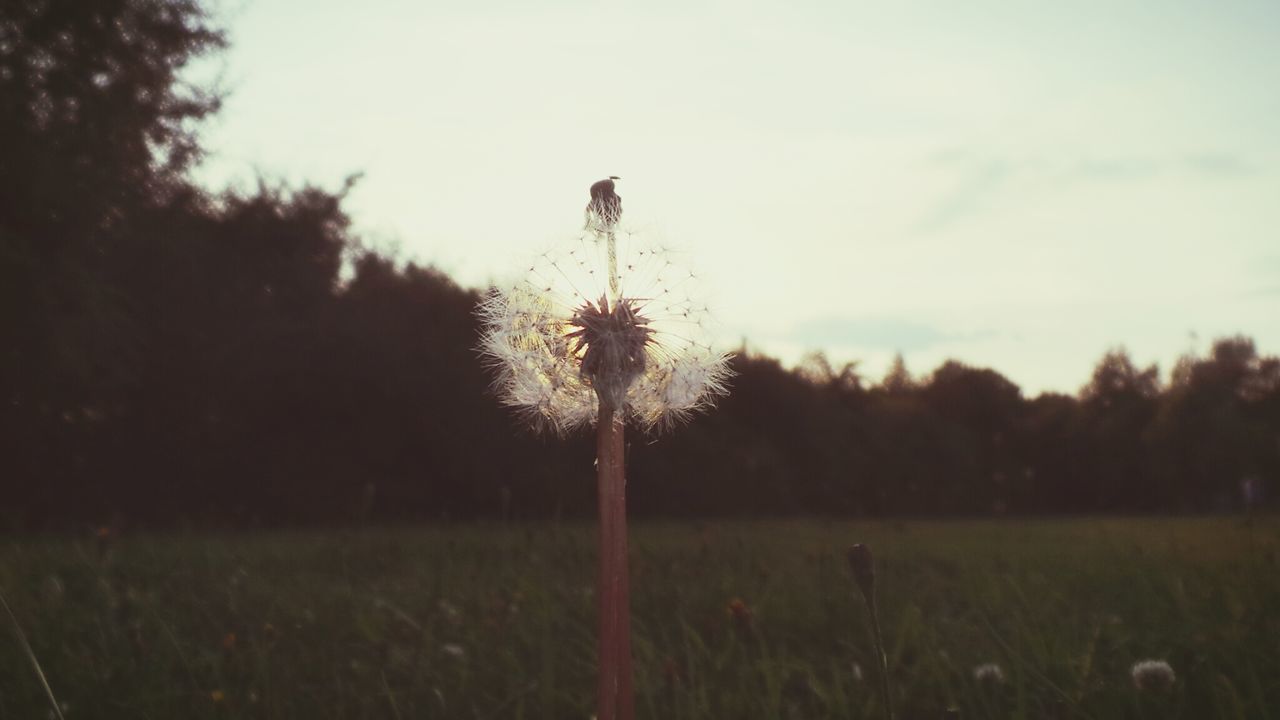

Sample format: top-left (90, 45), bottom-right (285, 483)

top-left (1130, 659), bottom-right (1175, 691)
top-left (478, 220), bottom-right (732, 433)
top-left (972, 662), bottom-right (1005, 684)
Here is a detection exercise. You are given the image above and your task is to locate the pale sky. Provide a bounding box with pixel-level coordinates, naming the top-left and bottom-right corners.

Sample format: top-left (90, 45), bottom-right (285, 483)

top-left (194, 0), bottom-right (1280, 395)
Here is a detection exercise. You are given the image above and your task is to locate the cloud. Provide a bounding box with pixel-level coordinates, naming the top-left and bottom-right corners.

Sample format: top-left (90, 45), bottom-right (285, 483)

top-left (1072, 156), bottom-right (1162, 181)
top-left (788, 315), bottom-right (996, 353)
top-left (1244, 284), bottom-right (1280, 298)
top-left (913, 157), bottom-right (1011, 233)
top-left (1184, 152), bottom-right (1258, 177)
top-left (912, 151), bottom-right (1164, 234)
top-left (911, 148), bottom-right (1263, 234)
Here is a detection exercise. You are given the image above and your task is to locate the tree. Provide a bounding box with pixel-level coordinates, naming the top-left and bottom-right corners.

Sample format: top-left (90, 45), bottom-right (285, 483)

top-left (0, 0), bottom-right (224, 230)
top-left (1, 0), bottom-right (225, 524)
top-left (1149, 337), bottom-right (1280, 509)
top-left (880, 352), bottom-right (914, 394)
top-left (1076, 349), bottom-right (1160, 510)
top-left (921, 361), bottom-right (1023, 512)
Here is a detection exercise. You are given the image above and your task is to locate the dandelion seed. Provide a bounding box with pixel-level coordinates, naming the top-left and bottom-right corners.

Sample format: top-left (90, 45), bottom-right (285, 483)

top-left (973, 662), bottom-right (1005, 684)
top-left (441, 643), bottom-right (466, 659)
top-left (1131, 659), bottom-right (1175, 691)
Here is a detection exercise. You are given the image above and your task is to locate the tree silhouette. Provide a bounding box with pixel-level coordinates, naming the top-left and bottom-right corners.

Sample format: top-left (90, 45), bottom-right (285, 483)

top-left (2, 1), bottom-right (1278, 528)
top-left (1, 0), bottom-right (224, 524)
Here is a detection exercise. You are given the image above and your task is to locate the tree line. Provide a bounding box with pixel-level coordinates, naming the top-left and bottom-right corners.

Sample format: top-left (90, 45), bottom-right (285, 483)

top-left (3, 0), bottom-right (1277, 528)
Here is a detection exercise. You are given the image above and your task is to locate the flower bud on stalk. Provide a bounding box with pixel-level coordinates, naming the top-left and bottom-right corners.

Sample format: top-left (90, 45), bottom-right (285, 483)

top-left (848, 544), bottom-right (894, 720)
top-left (847, 543), bottom-right (876, 602)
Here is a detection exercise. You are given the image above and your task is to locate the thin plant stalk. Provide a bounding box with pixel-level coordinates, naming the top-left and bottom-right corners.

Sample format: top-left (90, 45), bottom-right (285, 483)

top-left (596, 405), bottom-right (634, 720)
top-left (849, 544), bottom-right (894, 720)
top-left (1, 587), bottom-right (66, 720)
top-left (864, 592), bottom-right (894, 720)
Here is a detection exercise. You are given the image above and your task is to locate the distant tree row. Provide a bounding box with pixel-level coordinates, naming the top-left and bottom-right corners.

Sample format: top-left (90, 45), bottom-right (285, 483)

top-left (647, 339), bottom-right (1277, 519)
top-left (3, 0), bottom-right (1277, 528)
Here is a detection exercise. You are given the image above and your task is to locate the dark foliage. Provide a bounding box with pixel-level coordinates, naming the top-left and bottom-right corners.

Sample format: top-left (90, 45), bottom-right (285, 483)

top-left (3, 1), bottom-right (1278, 528)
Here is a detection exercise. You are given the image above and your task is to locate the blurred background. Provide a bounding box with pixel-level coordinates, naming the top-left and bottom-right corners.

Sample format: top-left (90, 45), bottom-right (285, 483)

top-left (3, 0), bottom-right (1278, 529)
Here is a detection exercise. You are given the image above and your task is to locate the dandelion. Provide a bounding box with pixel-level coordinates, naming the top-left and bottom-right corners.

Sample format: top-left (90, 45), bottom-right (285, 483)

top-left (478, 178), bottom-right (731, 720)
top-left (210, 689), bottom-right (225, 703)
top-left (477, 196), bottom-right (731, 435)
top-left (1131, 659), bottom-right (1175, 691)
top-left (972, 662), bottom-right (1005, 684)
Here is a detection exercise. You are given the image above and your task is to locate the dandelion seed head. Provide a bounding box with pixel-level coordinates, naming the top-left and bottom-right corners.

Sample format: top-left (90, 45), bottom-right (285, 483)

top-left (478, 218), bottom-right (732, 434)
top-left (972, 662), bottom-right (1005, 684)
top-left (1131, 659), bottom-right (1175, 691)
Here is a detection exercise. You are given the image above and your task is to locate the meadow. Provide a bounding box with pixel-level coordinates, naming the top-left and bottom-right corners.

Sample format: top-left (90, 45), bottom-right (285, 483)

top-left (0, 517), bottom-right (1275, 719)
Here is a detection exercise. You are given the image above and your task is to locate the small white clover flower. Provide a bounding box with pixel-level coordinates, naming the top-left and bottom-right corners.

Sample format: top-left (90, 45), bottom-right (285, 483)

top-left (972, 662), bottom-right (1005, 684)
top-left (1131, 659), bottom-right (1175, 691)
top-left (478, 218), bottom-right (731, 434)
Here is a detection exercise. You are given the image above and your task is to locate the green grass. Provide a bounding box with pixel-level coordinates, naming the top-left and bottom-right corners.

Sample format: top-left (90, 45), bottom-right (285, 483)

top-left (1, 517), bottom-right (1277, 719)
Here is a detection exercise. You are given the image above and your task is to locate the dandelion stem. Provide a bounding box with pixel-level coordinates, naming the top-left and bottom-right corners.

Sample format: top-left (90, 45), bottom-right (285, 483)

top-left (606, 230), bottom-right (620, 302)
top-left (596, 405), bottom-right (634, 720)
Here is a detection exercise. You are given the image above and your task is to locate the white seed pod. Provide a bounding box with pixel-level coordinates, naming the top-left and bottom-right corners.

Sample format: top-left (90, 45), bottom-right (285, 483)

top-left (478, 221), bottom-right (732, 434)
top-left (1130, 659), bottom-right (1175, 691)
top-left (972, 662), bottom-right (1005, 684)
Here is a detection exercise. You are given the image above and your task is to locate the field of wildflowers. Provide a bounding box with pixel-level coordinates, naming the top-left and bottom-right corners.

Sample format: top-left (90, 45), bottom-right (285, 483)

top-left (0, 517), bottom-right (1274, 719)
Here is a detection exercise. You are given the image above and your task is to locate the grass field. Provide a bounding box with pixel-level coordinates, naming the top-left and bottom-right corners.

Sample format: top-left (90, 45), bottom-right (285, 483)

top-left (0, 517), bottom-right (1276, 719)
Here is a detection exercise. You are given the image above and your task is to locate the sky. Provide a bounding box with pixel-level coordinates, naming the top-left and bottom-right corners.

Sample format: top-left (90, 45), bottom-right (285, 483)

top-left (193, 0), bottom-right (1280, 395)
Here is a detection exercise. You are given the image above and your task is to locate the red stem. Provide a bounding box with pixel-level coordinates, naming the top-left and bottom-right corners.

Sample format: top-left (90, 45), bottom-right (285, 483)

top-left (596, 406), bottom-right (634, 720)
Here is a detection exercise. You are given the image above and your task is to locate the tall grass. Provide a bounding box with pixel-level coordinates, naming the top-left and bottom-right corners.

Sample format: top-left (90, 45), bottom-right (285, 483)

top-left (0, 517), bottom-right (1275, 718)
